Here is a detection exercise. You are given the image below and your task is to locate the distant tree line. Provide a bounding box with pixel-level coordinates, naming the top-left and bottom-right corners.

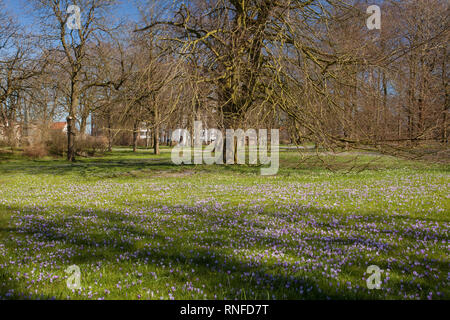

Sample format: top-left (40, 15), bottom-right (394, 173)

top-left (0, 0), bottom-right (448, 161)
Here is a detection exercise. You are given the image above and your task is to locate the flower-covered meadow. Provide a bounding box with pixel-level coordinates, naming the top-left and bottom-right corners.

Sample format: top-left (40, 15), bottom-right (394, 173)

top-left (0, 150), bottom-right (448, 300)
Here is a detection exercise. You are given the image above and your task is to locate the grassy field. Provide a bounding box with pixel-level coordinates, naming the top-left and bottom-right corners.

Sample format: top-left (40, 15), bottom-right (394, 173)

top-left (0, 147), bottom-right (448, 300)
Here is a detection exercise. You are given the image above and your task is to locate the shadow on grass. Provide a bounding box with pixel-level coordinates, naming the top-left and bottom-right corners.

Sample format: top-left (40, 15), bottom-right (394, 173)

top-left (0, 154), bottom-right (277, 179)
top-left (0, 200), bottom-right (448, 300)
top-left (0, 157), bottom-right (185, 178)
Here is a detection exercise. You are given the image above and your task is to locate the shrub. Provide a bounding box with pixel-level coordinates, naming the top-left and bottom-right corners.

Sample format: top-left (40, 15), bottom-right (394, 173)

top-left (46, 130), bottom-right (67, 156)
top-left (44, 132), bottom-right (108, 158)
top-left (76, 135), bottom-right (108, 156)
top-left (23, 144), bottom-right (48, 159)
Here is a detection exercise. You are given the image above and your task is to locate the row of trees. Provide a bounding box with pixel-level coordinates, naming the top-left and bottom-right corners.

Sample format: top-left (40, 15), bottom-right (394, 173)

top-left (0, 0), bottom-right (448, 161)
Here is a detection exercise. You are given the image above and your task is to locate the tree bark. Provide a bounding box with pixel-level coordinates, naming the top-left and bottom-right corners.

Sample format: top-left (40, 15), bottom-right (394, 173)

top-left (67, 78), bottom-right (80, 162)
top-left (153, 124), bottom-right (160, 155)
top-left (107, 116), bottom-right (113, 152)
top-left (67, 116), bottom-right (75, 161)
top-left (153, 107), bottom-right (160, 155)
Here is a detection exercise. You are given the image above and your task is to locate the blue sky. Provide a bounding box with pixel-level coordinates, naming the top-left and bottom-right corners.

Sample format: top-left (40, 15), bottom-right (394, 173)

top-left (3, 0), bottom-right (144, 29)
top-left (1, 0), bottom-right (166, 126)
top-left (3, 0), bottom-right (386, 29)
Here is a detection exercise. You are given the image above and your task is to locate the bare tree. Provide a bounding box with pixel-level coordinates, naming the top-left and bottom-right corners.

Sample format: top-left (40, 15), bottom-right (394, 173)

top-left (32, 0), bottom-right (120, 161)
top-left (0, 4), bottom-right (47, 147)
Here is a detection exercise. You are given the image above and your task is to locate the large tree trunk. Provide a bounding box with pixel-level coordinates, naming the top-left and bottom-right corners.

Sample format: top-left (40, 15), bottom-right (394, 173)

top-left (153, 124), bottom-right (160, 155)
top-left (67, 116), bottom-right (75, 161)
top-left (67, 81), bottom-right (79, 162)
top-left (107, 116), bottom-right (113, 152)
top-left (153, 108), bottom-right (160, 155)
top-left (149, 129), bottom-right (154, 148)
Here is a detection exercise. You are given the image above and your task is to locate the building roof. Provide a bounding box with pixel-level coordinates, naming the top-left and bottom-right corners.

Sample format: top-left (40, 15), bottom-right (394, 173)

top-left (50, 122), bottom-right (67, 130)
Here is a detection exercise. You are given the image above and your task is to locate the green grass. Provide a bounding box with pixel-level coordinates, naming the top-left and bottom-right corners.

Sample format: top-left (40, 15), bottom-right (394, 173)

top-left (0, 147), bottom-right (448, 300)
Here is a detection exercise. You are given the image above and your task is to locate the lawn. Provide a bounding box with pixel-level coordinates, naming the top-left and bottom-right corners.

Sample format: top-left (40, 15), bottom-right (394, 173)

top-left (0, 147), bottom-right (448, 300)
